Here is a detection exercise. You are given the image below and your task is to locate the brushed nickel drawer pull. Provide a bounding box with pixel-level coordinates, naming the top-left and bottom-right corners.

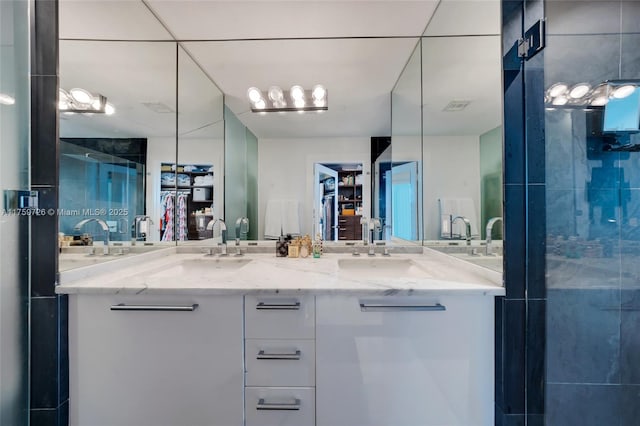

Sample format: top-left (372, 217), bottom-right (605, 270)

top-left (256, 301), bottom-right (300, 310)
top-left (359, 303), bottom-right (446, 312)
top-left (257, 349), bottom-right (301, 360)
top-left (110, 303), bottom-right (198, 312)
top-left (256, 398), bottom-right (301, 411)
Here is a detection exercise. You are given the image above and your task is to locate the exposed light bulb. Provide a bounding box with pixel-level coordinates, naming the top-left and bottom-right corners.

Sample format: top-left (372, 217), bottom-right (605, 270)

top-left (552, 96), bottom-right (568, 106)
top-left (247, 87), bottom-right (263, 103)
top-left (312, 84), bottom-right (326, 101)
top-left (613, 85), bottom-right (636, 99)
top-left (547, 83), bottom-right (568, 98)
top-left (290, 85), bottom-right (305, 101)
top-left (105, 103), bottom-right (115, 115)
top-left (569, 83), bottom-right (591, 99)
top-left (0, 93), bottom-right (16, 105)
top-left (69, 88), bottom-right (93, 105)
top-left (294, 99), bottom-right (305, 108)
top-left (590, 96), bottom-right (609, 106)
top-left (268, 86), bottom-right (284, 102)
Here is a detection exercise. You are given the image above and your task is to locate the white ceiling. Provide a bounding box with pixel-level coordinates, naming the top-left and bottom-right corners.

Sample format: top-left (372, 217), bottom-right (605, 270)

top-left (59, 0), bottom-right (502, 140)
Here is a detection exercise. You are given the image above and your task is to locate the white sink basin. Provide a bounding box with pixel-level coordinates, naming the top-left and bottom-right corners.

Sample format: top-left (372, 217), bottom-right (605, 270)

top-left (337, 258), bottom-right (432, 279)
top-left (147, 257), bottom-right (253, 279)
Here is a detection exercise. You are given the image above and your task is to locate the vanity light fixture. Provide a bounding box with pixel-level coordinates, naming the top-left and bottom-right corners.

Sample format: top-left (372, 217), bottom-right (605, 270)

top-left (0, 93), bottom-right (15, 105)
top-left (59, 87), bottom-right (115, 115)
top-left (545, 80), bottom-right (640, 108)
top-left (247, 84), bottom-right (328, 112)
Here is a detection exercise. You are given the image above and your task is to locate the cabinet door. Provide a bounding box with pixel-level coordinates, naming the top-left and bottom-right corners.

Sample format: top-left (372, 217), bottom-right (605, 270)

top-left (69, 294), bottom-right (244, 426)
top-left (316, 295), bottom-right (495, 426)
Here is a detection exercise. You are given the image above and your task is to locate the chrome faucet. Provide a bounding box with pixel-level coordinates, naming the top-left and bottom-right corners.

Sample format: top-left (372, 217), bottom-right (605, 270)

top-left (485, 217), bottom-right (503, 255)
top-left (368, 218), bottom-right (381, 256)
top-left (451, 216), bottom-right (472, 246)
top-left (234, 217), bottom-right (249, 256)
top-left (206, 218), bottom-right (228, 256)
top-left (74, 218), bottom-right (110, 255)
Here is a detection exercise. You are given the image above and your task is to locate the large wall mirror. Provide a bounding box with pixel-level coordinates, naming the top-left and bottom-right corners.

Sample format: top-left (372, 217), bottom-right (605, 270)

top-left (58, 0), bottom-right (502, 270)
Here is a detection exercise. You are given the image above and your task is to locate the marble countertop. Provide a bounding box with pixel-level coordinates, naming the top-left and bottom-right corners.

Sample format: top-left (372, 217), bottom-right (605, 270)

top-left (56, 246), bottom-right (504, 297)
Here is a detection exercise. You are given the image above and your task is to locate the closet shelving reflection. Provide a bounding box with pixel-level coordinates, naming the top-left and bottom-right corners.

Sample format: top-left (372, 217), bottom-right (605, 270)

top-left (160, 163), bottom-right (214, 240)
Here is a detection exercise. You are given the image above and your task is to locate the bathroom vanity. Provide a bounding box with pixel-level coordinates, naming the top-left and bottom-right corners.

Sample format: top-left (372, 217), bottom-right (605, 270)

top-left (57, 247), bottom-right (503, 426)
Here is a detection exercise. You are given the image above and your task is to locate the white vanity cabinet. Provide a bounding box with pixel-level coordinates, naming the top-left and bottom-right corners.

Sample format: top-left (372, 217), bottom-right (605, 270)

top-left (68, 294), bottom-right (244, 426)
top-left (315, 294), bottom-right (495, 426)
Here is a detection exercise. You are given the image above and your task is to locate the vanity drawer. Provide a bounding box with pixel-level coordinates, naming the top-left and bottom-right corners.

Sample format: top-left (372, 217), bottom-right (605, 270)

top-left (245, 339), bottom-right (315, 387)
top-left (245, 387), bottom-right (315, 426)
top-left (245, 295), bottom-right (315, 339)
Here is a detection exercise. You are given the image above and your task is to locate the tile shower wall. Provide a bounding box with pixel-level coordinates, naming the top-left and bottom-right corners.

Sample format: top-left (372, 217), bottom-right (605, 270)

top-left (544, 1), bottom-right (640, 425)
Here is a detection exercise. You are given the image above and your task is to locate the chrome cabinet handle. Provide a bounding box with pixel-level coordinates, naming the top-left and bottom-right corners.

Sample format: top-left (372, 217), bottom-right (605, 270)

top-left (110, 303), bottom-right (198, 312)
top-left (359, 303), bottom-right (446, 312)
top-left (256, 398), bottom-right (301, 411)
top-left (256, 301), bottom-right (300, 310)
top-left (257, 349), bottom-right (301, 360)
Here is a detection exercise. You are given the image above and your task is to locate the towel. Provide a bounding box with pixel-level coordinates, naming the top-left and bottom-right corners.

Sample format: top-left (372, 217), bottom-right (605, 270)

top-left (439, 198), bottom-right (479, 239)
top-left (264, 199), bottom-right (301, 239)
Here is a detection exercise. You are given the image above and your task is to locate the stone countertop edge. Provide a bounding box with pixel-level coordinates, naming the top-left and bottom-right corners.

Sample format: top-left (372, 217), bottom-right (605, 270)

top-left (56, 250), bottom-right (505, 297)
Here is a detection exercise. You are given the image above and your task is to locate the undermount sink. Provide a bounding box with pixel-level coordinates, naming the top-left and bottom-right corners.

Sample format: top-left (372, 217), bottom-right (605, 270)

top-left (147, 257), bottom-right (253, 279)
top-left (337, 258), bottom-right (432, 279)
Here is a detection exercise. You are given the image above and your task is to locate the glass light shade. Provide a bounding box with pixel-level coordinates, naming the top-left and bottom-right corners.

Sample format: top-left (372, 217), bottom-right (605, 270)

top-left (312, 84), bottom-right (326, 101)
top-left (247, 87), bottom-right (263, 103)
top-left (0, 93), bottom-right (16, 105)
top-left (69, 88), bottom-right (93, 105)
top-left (313, 99), bottom-right (326, 108)
top-left (569, 83), bottom-right (591, 99)
top-left (290, 85), bottom-right (305, 101)
top-left (254, 99), bottom-right (266, 109)
top-left (105, 103), bottom-right (115, 115)
top-left (294, 99), bottom-right (305, 108)
top-left (268, 86), bottom-right (284, 102)
top-left (613, 85), bottom-right (636, 99)
top-left (547, 83), bottom-right (568, 98)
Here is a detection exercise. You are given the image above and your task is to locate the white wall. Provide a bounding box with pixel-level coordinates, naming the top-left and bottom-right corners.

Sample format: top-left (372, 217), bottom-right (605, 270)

top-left (423, 135), bottom-right (481, 241)
top-left (146, 137), bottom-right (224, 240)
top-left (257, 137), bottom-right (371, 239)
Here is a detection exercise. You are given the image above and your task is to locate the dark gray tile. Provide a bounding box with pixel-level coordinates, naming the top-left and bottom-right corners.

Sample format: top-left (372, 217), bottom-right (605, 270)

top-left (546, 1), bottom-right (621, 36)
top-left (546, 383), bottom-right (620, 426)
top-left (504, 185), bottom-right (526, 299)
top-left (502, 299), bottom-right (526, 414)
top-left (31, 75), bottom-right (59, 186)
top-left (621, 385), bottom-right (640, 426)
top-left (525, 63), bottom-right (546, 185)
top-left (495, 296), bottom-right (505, 409)
top-left (620, 290), bottom-right (640, 384)
top-left (503, 69), bottom-right (525, 185)
top-left (527, 184), bottom-right (546, 298)
top-left (527, 414), bottom-right (544, 426)
top-left (31, 296), bottom-right (67, 411)
top-left (31, 188), bottom-right (58, 298)
top-left (502, 0), bottom-right (523, 55)
top-left (527, 299), bottom-right (545, 415)
top-left (32, 0), bottom-right (58, 77)
top-left (30, 408), bottom-right (57, 426)
top-left (547, 288), bottom-right (620, 384)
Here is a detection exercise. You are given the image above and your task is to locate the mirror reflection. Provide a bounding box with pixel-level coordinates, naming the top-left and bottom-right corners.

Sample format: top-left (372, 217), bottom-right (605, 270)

top-left (57, 0), bottom-right (504, 271)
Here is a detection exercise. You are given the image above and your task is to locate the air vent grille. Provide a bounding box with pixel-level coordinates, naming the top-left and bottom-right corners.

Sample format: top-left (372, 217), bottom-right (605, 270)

top-left (443, 100), bottom-right (472, 112)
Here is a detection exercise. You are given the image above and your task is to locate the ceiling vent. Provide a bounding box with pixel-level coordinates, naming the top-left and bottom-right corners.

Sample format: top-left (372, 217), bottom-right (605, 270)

top-left (443, 100), bottom-right (472, 112)
top-left (142, 102), bottom-right (175, 113)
